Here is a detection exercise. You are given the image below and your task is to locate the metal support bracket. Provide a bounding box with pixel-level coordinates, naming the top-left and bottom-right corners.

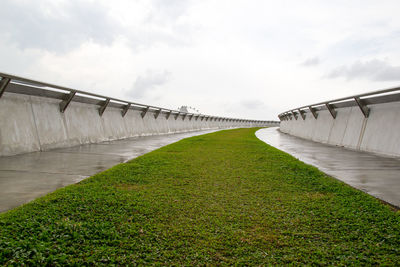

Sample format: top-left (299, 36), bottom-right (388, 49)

top-left (195, 115), bottom-right (199, 121)
top-left (0, 77), bottom-right (11, 98)
top-left (174, 112), bottom-right (180, 120)
top-left (166, 110), bottom-right (172, 120)
top-left (154, 108), bottom-right (162, 119)
top-left (99, 98), bottom-right (110, 116)
top-left (189, 114), bottom-right (194, 120)
top-left (200, 116), bottom-right (205, 121)
top-left (354, 97), bottom-right (370, 118)
top-left (59, 91), bottom-right (76, 113)
top-left (205, 116), bottom-right (209, 121)
top-left (308, 106), bottom-right (318, 119)
top-left (141, 106), bottom-right (150, 118)
top-left (121, 103), bottom-right (131, 117)
top-left (291, 111), bottom-right (298, 120)
top-left (182, 113), bottom-right (187, 120)
top-left (325, 103), bottom-right (337, 119)
top-left (298, 109), bottom-right (306, 120)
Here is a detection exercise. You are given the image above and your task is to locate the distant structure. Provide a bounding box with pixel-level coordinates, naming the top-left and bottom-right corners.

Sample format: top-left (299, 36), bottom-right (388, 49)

top-left (178, 106), bottom-right (200, 114)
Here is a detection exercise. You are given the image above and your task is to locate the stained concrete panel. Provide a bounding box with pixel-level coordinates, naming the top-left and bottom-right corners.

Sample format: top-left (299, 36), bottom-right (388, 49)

top-left (360, 102), bottom-right (400, 157)
top-left (327, 107), bottom-right (352, 146)
top-left (340, 107), bottom-right (365, 149)
top-left (0, 93), bottom-right (40, 156)
top-left (311, 111), bottom-right (334, 143)
top-left (30, 95), bottom-right (69, 150)
top-left (63, 102), bottom-right (107, 146)
top-left (100, 107), bottom-right (129, 140)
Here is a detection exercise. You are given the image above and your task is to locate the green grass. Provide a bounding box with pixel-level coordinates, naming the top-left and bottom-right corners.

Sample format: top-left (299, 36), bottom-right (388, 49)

top-left (1, 128), bottom-right (400, 265)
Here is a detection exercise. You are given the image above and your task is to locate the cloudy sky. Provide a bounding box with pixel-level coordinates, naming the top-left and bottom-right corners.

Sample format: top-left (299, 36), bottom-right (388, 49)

top-left (1, 0), bottom-right (400, 120)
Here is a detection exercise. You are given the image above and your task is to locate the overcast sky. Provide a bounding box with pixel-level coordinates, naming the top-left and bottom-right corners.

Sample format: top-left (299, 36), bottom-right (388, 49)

top-left (1, 0), bottom-right (400, 120)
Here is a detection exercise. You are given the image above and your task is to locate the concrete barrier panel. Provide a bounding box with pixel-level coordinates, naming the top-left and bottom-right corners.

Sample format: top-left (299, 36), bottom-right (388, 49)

top-left (340, 107), bottom-right (365, 150)
top-left (327, 107), bottom-right (352, 146)
top-left (311, 111), bottom-right (334, 143)
top-left (278, 89), bottom-right (400, 157)
top-left (101, 107), bottom-right (130, 140)
top-left (0, 93), bottom-right (40, 156)
top-left (63, 102), bottom-right (107, 146)
top-left (30, 95), bottom-right (70, 150)
top-left (0, 89), bottom-right (276, 156)
top-left (360, 102), bottom-right (400, 157)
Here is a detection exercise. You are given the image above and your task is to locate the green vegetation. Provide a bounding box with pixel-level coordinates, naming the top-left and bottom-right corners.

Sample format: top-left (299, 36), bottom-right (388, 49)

top-left (1, 128), bottom-right (400, 265)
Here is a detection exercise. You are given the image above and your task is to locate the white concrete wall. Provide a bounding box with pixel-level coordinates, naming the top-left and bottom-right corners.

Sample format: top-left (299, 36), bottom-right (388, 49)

top-left (279, 101), bottom-right (400, 157)
top-left (0, 92), bottom-right (275, 156)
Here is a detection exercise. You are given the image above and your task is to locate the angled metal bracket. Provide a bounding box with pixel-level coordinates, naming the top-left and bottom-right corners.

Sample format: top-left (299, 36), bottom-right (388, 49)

top-left (189, 114), bottom-right (194, 120)
top-left (99, 98), bottom-right (110, 116)
top-left (205, 116), bottom-right (209, 121)
top-left (182, 113), bottom-right (187, 120)
top-left (298, 109), bottom-right (306, 120)
top-left (166, 110), bottom-right (172, 120)
top-left (154, 108), bottom-right (162, 119)
top-left (200, 115), bottom-right (205, 121)
top-left (354, 97), bottom-right (370, 118)
top-left (174, 112), bottom-right (180, 120)
top-left (308, 106), bottom-right (318, 119)
top-left (141, 106), bottom-right (150, 118)
top-left (0, 77), bottom-right (11, 98)
top-left (121, 103), bottom-right (131, 117)
top-left (291, 111), bottom-right (298, 120)
top-left (59, 91), bottom-right (76, 113)
top-left (195, 115), bottom-right (199, 121)
top-left (288, 113), bottom-right (292, 120)
top-left (325, 103), bottom-right (337, 119)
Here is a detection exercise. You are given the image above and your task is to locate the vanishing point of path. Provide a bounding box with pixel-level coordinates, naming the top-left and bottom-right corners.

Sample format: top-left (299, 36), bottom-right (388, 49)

top-left (256, 127), bottom-right (400, 208)
top-left (0, 130), bottom-right (217, 212)
top-left (1, 128), bottom-right (399, 265)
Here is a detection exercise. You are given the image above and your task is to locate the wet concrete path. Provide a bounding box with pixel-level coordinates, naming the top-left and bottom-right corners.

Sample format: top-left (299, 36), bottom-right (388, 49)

top-left (256, 127), bottom-right (400, 208)
top-left (0, 130), bottom-right (217, 212)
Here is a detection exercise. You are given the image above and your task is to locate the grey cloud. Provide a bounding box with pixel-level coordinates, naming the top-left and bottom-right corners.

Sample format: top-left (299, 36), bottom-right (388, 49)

top-left (128, 70), bottom-right (172, 99)
top-left (240, 100), bottom-right (266, 110)
top-left (0, 0), bottom-right (120, 53)
top-left (147, 0), bottom-right (193, 23)
top-left (301, 57), bottom-right (320, 66)
top-left (0, 0), bottom-right (196, 54)
top-left (327, 59), bottom-right (400, 81)
top-left (127, 0), bottom-right (196, 49)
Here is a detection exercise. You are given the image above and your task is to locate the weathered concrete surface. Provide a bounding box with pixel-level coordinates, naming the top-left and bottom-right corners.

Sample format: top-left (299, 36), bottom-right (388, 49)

top-left (0, 130), bottom-right (217, 212)
top-left (280, 101), bottom-right (400, 157)
top-left (256, 127), bottom-right (400, 208)
top-left (0, 92), bottom-right (276, 156)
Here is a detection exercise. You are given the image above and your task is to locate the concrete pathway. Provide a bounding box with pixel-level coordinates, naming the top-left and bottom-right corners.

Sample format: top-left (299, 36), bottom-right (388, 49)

top-left (256, 127), bottom-right (400, 208)
top-left (0, 130), bottom-right (218, 212)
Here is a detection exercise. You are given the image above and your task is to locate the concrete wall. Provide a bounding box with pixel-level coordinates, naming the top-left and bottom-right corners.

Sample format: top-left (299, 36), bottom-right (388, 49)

top-left (0, 92), bottom-right (274, 156)
top-left (279, 101), bottom-right (400, 157)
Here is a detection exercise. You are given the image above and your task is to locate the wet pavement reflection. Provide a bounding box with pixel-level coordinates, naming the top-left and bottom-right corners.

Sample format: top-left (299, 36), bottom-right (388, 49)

top-left (0, 130), bottom-right (218, 212)
top-left (256, 127), bottom-right (400, 208)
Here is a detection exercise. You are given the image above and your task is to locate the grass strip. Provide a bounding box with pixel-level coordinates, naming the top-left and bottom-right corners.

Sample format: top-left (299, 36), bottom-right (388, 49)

top-left (1, 128), bottom-right (400, 265)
